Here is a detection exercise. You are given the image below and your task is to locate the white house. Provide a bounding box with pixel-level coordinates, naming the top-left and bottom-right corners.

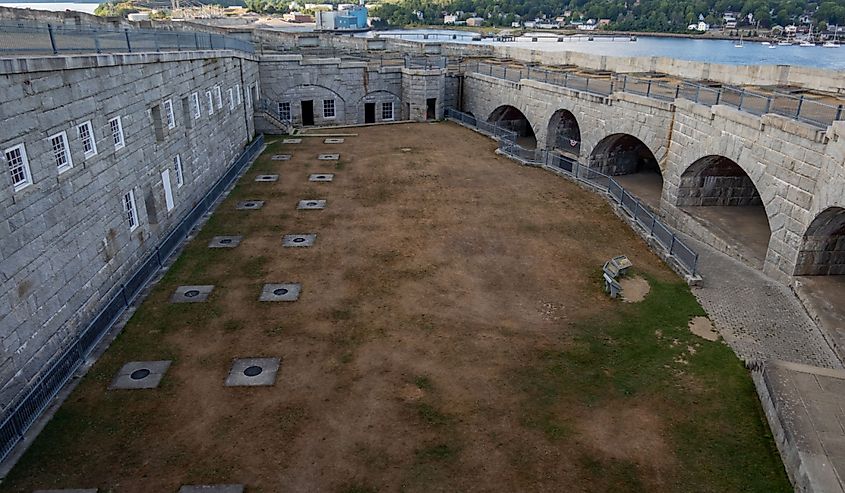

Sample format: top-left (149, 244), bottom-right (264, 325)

top-left (444, 14), bottom-right (457, 24)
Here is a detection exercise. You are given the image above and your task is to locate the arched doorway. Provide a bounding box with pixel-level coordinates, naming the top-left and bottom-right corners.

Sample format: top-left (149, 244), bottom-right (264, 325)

top-left (677, 155), bottom-right (771, 268)
top-left (589, 133), bottom-right (663, 209)
top-left (795, 207), bottom-right (845, 276)
top-left (487, 105), bottom-right (536, 149)
top-left (547, 109), bottom-right (581, 158)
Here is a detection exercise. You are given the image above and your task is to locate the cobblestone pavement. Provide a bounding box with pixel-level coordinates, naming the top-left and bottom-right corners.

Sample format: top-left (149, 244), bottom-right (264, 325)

top-left (687, 237), bottom-right (843, 370)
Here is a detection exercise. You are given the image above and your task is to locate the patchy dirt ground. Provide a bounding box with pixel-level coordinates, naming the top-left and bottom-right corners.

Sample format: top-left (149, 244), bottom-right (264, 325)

top-left (2, 123), bottom-right (788, 493)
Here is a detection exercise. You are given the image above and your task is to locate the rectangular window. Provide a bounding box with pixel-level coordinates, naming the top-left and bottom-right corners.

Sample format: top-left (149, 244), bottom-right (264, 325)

top-left (206, 91), bottom-right (214, 115)
top-left (77, 120), bottom-right (97, 158)
top-left (173, 154), bottom-right (184, 188)
top-left (4, 144), bottom-right (32, 192)
top-left (278, 102), bottom-right (291, 121)
top-left (109, 116), bottom-right (125, 150)
top-left (323, 99), bottom-right (335, 119)
top-left (123, 190), bottom-right (139, 231)
top-left (228, 88), bottom-right (235, 110)
top-left (214, 85), bottom-right (223, 110)
top-left (192, 92), bottom-right (201, 119)
top-left (381, 102), bottom-right (394, 121)
top-left (161, 169), bottom-right (174, 212)
top-left (235, 84), bottom-right (242, 105)
top-left (245, 84), bottom-right (252, 107)
top-left (50, 131), bottom-right (73, 173)
top-left (163, 99), bottom-right (175, 129)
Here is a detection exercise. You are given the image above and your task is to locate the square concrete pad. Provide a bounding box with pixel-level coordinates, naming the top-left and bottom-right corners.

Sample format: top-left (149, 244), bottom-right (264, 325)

top-left (283, 234), bottom-right (316, 247)
top-left (225, 358), bottom-right (280, 387)
top-left (34, 490), bottom-right (98, 493)
top-left (208, 236), bottom-right (242, 248)
top-left (235, 200), bottom-right (264, 210)
top-left (318, 153), bottom-right (339, 160)
top-left (259, 283), bottom-right (301, 302)
top-left (255, 174), bottom-right (279, 182)
top-left (109, 360), bottom-right (171, 389)
top-left (271, 154), bottom-right (291, 161)
top-left (282, 138), bottom-right (301, 144)
top-left (309, 173), bottom-right (334, 182)
top-left (324, 138), bottom-right (344, 144)
top-left (171, 285), bottom-right (214, 303)
top-left (297, 199), bottom-right (326, 210)
top-left (179, 486), bottom-right (244, 493)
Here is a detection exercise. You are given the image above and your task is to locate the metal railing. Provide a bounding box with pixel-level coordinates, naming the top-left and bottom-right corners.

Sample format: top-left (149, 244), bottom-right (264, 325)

top-left (0, 22), bottom-right (255, 55)
top-left (461, 60), bottom-right (844, 128)
top-left (445, 107), bottom-right (517, 142)
top-left (0, 135), bottom-right (265, 464)
top-left (446, 108), bottom-right (698, 276)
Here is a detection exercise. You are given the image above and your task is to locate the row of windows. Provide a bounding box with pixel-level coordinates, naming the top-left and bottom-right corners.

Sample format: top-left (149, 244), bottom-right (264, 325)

top-left (276, 100), bottom-right (394, 121)
top-left (189, 83), bottom-right (248, 121)
top-left (4, 116), bottom-right (125, 192)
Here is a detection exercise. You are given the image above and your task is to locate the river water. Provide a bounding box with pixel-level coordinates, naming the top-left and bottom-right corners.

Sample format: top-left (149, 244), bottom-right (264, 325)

top-left (365, 29), bottom-right (845, 70)
top-left (0, 2), bottom-right (99, 14)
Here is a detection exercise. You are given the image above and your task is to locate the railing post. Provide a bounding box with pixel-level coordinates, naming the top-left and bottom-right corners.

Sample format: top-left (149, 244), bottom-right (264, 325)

top-left (194, 32), bottom-right (199, 49)
top-left (674, 84), bottom-right (680, 99)
top-left (209, 33), bottom-right (214, 50)
top-left (609, 79), bottom-right (615, 94)
top-left (646, 80), bottom-right (652, 97)
top-left (738, 89), bottom-right (745, 110)
top-left (796, 95), bottom-right (804, 118)
top-left (585, 77), bottom-right (590, 90)
top-left (694, 83), bottom-right (701, 102)
top-left (47, 24), bottom-right (58, 55)
top-left (504, 66), bottom-right (507, 80)
top-left (93, 29), bottom-right (101, 54)
top-left (669, 235), bottom-right (676, 255)
top-left (563, 72), bottom-right (569, 87)
top-left (176, 32), bottom-right (181, 51)
top-left (124, 28), bottom-right (131, 53)
top-left (837, 104), bottom-right (844, 121)
top-left (715, 88), bottom-right (721, 105)
top-left (764, 96), bottom-right (772, 114)
top-left (622, 75), bottom-right (627, 92)
top-left (154, 31), bottom-right (160, 52)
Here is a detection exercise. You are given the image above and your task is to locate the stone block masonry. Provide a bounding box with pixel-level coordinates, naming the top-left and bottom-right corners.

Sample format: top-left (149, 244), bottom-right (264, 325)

top-left (0, 50), bottom-right (259, 414)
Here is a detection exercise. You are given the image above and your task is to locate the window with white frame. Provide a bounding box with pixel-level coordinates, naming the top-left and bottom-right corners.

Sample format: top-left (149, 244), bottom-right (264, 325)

top-left (4, 144), bottom-right (32, 192)
top-left (123, 190), bottom-right (139, 231)
top-left (228, 88), bottom-right (235, 110)
top-left (109, 116), bottom-right (125, 150)
top-left (206, 91), bottom-right (214, 115)
top-left (323, 99), bottom-right (336, 119)
top-left (278, 102), bottom-right (291, 121)
top-left (235, 84), bottom-right (242, 105)
top-left (77, 120), bottom-right (97, 158)
top-left (191, 92), bottom-right (201, 119)
top-left (214, 85), bottom-right (223, 109)
top-left (173, 154), bottom-right (184, 188)
top-left (50, 131), bottom-right (73, 173)
top-left (381, 101), bottom-right (394, 121)
top-left (163, 99), bottom-right (175, 129)
top-left (245, 84), bottom-right (252, 107)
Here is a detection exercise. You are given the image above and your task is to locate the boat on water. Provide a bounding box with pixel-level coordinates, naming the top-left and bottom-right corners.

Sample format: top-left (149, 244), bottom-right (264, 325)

top-left (734, 34), bottom-right (744, 48)
top-left (800, 28), bottom-right (815, 46)
top-left (761, 41), bottom-right (770, 45)
top-left (778, 40), bottom-right (793, 45)
top-left (823, 28), bottom-right (840, 48)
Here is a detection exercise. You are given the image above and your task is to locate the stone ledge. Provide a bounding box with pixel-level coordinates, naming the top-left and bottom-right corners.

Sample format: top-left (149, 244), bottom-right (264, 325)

top-left (763, 113), bottom-right (829, 143)
top-left (613, 90), bottom-right (675, 111)
top-left (711, 104), bottom-right (764, 130)
top-left (0, 49), bottom-right (255, 75)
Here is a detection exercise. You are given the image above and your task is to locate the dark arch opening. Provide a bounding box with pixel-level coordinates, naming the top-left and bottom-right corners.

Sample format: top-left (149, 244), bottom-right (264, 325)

top-left (589, 133), bottom-right (663, 209)
top-left (547, 109), bottom-right (581, 158)
top-left (795, 207), bottom-right (845, 276)
top-left (487, 105), bottom-right (536, 149)
top-left (678, 155), bottom-right (771, 268)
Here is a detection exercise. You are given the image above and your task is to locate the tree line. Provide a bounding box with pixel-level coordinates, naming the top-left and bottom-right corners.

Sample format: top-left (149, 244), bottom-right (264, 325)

top-left (371, 0), bottom-right (845, 32)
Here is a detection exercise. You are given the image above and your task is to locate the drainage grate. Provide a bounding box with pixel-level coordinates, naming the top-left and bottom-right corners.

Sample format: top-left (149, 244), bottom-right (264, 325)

top-left (317, 153), bottom-right (340, 161)
top-left (225, 358), bottom-right (280, 387)
top-left (208, 235), bottom-right (243, 248)
top-left (282, 234), bottom-right (317, 247)
top-left (259, 283), bottom-right (301, 302)
top-left (309, 174), bottom-right (334, 182)
top-left (171, 285), bottom-right (214, 303)
top-left (255, 174), bottom-right (279, 182)
top-left (271, 154), bottom-right (292, 161)
top-left (235, 200), bottom-right (265, 210)
top-left (109, 360), bottom-right (172, 389)
top-left (297, 199), bottom-right (326, 210)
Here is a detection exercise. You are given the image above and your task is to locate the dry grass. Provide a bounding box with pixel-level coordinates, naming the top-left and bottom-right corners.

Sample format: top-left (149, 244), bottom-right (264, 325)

top-left (1, 123), bottom-right (788, 492)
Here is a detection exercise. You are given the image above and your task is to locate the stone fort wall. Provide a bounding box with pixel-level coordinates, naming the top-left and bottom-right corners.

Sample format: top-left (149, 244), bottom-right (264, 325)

top-left (0, 50), bottom-right (259, 412)
top-left (460, 72), bottom-right (845, 282)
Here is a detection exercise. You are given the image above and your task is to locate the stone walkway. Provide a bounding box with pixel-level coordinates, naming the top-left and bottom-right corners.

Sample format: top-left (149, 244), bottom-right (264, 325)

top-left (685, 236), bottom-right (843, 370)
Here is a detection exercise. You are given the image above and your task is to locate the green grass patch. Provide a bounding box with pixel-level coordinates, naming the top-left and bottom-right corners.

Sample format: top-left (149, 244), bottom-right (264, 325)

top-left (514, 274), bottom-right (790, 492)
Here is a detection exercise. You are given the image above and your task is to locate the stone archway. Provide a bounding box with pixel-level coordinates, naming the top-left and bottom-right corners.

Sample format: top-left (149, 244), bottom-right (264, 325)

top-left (547, 109), bottom-right (581, 158)
top-left (488, 105), bottom-right (537, 149)
top-left (795, 207), bottom-right (845, 276)
top-left (589, 133), bottom-right (662, 209)
top-left (677, 155), bottom-right (772, 268)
